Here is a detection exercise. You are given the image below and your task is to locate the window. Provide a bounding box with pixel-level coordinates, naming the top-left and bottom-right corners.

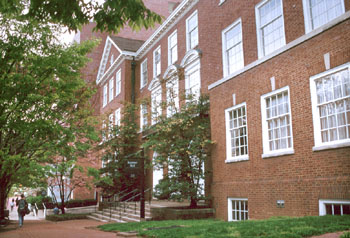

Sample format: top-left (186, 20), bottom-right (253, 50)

top-left (153, 46), bottom-right (161, 77)
top-left (225, 103), bottom-right (248, 162)
top-left (222, 19), bottom-right (244, 77)
top-left (103, 84), bottom-right (107, 107)
top-left (140, 59), bottom-right (148, 89)
top-left (303, 0), bottom-right (345, 33)
top-left (319, 199), bottom-right (350, 216)
top-left (108, 113), bottom-right (114, 138)
top-left (116, 69), bottom-right (121, 96)
top-left (310, 63), bottom-right (350, 150)
top-left (261, 86), bottom-right (294, 157)
top-left (151, 85), bottom-right (162, 125)
top-left (166, 78), bottom-right (179, 117)
top-left (186, 10), bottom-right (198, 51)
top-left (185, 62), bottom-right (201, 100)
top-left (255, 0), bottom-right (285, 58)
top-left (109, 78), bottom-right (114, 102)
top-left (228, 198), bottom-right (248, 221)
top-left (140, 104), bottom-right (148, 130)
top-left (168, 30), bottom-right (178, 65)
top-left (115, 108), bottom-right (121, 127)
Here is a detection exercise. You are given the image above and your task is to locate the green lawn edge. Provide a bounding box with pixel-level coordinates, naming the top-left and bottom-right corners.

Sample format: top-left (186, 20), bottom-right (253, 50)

top-left (98, 215), bottom-right (350, 238)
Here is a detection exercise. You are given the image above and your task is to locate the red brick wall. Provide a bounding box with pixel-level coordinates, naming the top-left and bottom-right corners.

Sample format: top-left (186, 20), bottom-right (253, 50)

top-left (206, 1), bottom-right (350, 220)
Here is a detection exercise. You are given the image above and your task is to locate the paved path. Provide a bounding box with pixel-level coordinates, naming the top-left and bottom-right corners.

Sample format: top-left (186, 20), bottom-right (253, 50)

top-left (0, 219), bottom-right (117, 238)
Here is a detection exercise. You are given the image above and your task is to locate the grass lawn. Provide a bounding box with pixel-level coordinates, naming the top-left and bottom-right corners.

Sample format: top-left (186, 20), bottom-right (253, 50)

top-left (99, 215), bottom-right (350, 238)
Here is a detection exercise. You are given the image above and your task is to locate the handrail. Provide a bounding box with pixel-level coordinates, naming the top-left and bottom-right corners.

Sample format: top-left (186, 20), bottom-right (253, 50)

top-left (119, 188), bottom-right (139, 201)
top-left (124, 188), bottom-right (151, 203)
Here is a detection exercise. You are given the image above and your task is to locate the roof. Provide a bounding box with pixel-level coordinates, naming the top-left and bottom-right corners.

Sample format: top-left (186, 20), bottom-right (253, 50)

top-left (109, 36), bottom-right (145, 52)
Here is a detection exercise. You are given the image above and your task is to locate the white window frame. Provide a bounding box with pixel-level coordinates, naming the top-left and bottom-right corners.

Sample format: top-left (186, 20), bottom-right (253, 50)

top-left (302, 0), bottom-right (345, 34)
top-left (140, 59), bottom-right (148, 89)
top-left (115, 69), bottom-right (121, 96)
top-left (228, 198), bottom-right (249, 221)
top-left (115, 108), bottom-right (121, 127)
top-left (186, 10), bottom-right (199, 51)
top-left (151, 85), bottom-right (162, 125)
top-left (168, 30), bottom-right (178, 66)
top-left (185, 59), bottom-right (201, 101)
top-left (255, 0), bottom-right (286, 58)
top-left (222, 18), bottom-right (244, 77)
top-left (310, 62), bottom-right (350, 151)
top-left (261, 86), bottom-right (294, 158)
top-left (319, 199), bottom-right (350, 216)
top-left (225, 102), bottom-right (249, 163)
top-left (153, 46), bottom-right (161, 78)
top-left (103, 84), bottom-right (108, 107)
top-left (108, 78), bottom-right (114, 102)
top-left (101, 120), bottom-right (106, 142)
top-left (166, 78), bottom-right (179, 117)
top-left (140, 104), bottom-right (148, 130)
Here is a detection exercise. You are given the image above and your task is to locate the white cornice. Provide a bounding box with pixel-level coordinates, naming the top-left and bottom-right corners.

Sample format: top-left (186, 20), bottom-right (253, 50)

top-left (98, 54), bottom-right (125, 86)
top-left (135, 0), bottom-right (199, 60)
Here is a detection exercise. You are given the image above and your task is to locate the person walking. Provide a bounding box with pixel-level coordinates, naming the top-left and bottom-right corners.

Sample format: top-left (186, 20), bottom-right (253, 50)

top-left (17, 194), bottom-right (28, 228)
top-left (10, 198), bottom-right (15, 212)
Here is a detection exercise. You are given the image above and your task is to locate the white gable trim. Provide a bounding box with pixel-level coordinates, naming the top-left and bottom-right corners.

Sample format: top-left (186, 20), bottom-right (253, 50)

top-left (180, 49), bottom-right (202, 67)
top-left (148, 77), bottom-right (161, 91)
top-left (163, 64), bottom-right (181, 80)
top-left (136, 0), bottom-right (199, 59)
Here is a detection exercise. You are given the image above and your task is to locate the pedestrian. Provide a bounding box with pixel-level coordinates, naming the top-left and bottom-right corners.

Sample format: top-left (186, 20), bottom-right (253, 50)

top-left (10, 198), bottom-right (14, 212)
top-left (53, 204), bottom-right (59, 215)
top-left (17, 194), bottom-right (28, 228)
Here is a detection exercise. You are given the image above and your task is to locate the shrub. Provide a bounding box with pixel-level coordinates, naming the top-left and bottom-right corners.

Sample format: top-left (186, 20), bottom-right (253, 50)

top-left (46, 213), bottom-right (88, 222)
top-left (341, 231), bottom-right (350, 238)
top-left (26, 196), bottom-right (52, 209)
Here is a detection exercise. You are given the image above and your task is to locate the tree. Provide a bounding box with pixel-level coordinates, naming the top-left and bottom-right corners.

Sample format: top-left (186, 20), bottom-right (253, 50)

top-left (0, 0), bottom-right (162, 33)
top-left (88, 103), bottom-right (141, 200)
top-left (0, 16), bottom-right (98, 219)
top-left (143, 95), bottom-right (213, 208)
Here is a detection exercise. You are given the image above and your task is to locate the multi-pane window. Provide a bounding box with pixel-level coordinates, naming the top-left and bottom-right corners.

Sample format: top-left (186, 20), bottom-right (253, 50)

top-left (319, 199), bottom-right (350, 216)
top-left (228, 198), bottom-right (248, 221)
top-left (261, 87), bottom-right (293, 156)
top-left (140, 59), bottom-right (148, 89)
top-left (303, 0), bottom-right (345, 33)
top-left (225, 103), bottom-right (248, 162)
top-left (102, 121), bottom-right (106, 142)
top-left (186, 11), bottom-right (198, 51)
top-left (310, 63), bottom-right (350, 149)
top-left (166, 78), bottom-right (179, 117)
top-left (185, 62), bottom-right (201, 100)
top-left (222, 19), bottom-right (244, 77)
top-left (168, 30), bottom-right (178, 65)
top-left (116, 69), bottom-right (121, 96)
top-left (151, 85), bottom-right (162, 125)
top-left (103, 84), bottom-right (107, 107)
top-left (153, 46), bottom-right (161, 77)
top-left (140, 104), bottom-right (148, 130)
top-left (256, 0), bottom-right (285, 58)
top-left (115, 108), bottom-right (121, 127)
top-left (109, 78), bottom-right (114, 102)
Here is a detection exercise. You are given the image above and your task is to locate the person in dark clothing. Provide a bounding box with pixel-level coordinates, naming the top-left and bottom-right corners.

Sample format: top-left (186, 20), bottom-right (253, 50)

top-left (17, 194), bottom-right (28, 228)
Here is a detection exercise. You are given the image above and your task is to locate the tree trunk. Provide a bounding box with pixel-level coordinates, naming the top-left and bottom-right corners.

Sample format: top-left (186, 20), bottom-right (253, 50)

top-left (0, 180), bottom-right (10, 220)
top-left (189, 197), bottom-right (197, 208)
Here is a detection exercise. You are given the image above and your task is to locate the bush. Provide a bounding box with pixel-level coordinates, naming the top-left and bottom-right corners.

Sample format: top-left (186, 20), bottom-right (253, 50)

top-left (341, 231), bottom-right (350, 238)
top-left (46, 213), bottom-right (88, 222)
top-left (26, 196), bottom-right (52, 209)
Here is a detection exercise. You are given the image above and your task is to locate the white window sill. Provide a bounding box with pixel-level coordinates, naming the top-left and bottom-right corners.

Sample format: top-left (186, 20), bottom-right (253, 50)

top-left (313, 141), bottom-right (350, 152)
top-left (262, 149), bottom-right (294, 159)
top-left (225, 155), bottom-right (249, 163)
top-left (219, 0), bottom-right (226, 6)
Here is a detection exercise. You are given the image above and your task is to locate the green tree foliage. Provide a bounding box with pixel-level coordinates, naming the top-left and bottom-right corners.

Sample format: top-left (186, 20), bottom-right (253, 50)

top-left (143, 95), bottom-right (213, 208)
top-left (0, 16), bottom-right (98, 219)
top-left (89, 103), bottom-right (140, 199)
top-left (0, 0), bottom-right (162, 33)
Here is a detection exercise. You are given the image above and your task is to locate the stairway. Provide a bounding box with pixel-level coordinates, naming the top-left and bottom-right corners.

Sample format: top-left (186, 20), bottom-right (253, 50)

top-left (87, 201), bottom-right (153, 223)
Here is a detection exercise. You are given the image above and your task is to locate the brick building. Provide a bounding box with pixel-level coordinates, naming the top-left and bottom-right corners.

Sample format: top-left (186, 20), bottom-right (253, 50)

top-left (83, 0), bottom-right (350, 221)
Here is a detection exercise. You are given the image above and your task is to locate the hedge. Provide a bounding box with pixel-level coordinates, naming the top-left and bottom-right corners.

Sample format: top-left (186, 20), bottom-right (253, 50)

top-left (26, 197), bottom-right (97, 209)
top-left (46, 213), bottom-right (88, 222)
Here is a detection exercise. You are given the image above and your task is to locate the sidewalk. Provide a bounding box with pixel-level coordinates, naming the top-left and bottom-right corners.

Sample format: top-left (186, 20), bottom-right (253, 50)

top-left (0, 219), bottom-right (117, 238)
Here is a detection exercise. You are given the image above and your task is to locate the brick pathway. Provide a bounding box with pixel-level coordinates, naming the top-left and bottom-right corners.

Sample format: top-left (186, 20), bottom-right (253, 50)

top-left (0, 219), bottom-right (117, 238)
